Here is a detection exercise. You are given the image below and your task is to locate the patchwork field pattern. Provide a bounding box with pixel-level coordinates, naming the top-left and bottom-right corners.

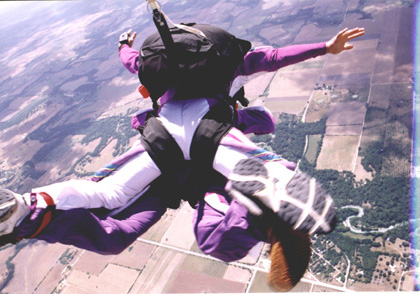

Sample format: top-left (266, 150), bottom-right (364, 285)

top-left (0, 0), bottom-right (415, 293)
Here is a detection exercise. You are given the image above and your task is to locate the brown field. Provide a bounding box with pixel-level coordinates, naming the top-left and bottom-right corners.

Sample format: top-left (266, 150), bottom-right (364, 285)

top-left (259, 25), bottom-right (287, 43)
top-left (264, 97), bottom-right (308, 115)
top-left (181, 254), bottom-right (227, 279)
top-left (60, 76), bottom-right (89, 92)
top-left (353, 155), bottom-right (374, 181)
top-left (74, 138), bottom-right (115, 174)
top-left (392, 7), bottom-right (414, 83)
top-left (369, 84), bottom-right (392, 109)
top-left (129, 248), bottom-right (186, 293)
top-left (294, 23), bottom-right (323, 43)
top-left (62, 263), bottom-right (139, 293)
top-left (326, 101), bottom-right (366, 126)
top-left (248, 270), bottom-right (274, 293)
top-left (317, 136), bottom-right (359, 171)
top-left (3, 241), bottom-right (70, 294)
top-left (322, 39), bottom-right (378, 77)
top-left (371, 6), bottom-right (402, 84)
top-left (244, 72), bottom-right (275, 98)
top-left (223, 265), bottom-right (253, 284)
top-left (305, 108), bottom-right (328, 123)
top-left (72, 240), bottom-right (156, 276)
top-left (401, 271), bottom-right (416, 292)
top-left (161, 202), bottom-right (196, 250)
top-left (278, 58), bottom-right (325, 73)
top-left (141, 207), bottom-right (181, 242)
top-left (165, 268), bottom-right (247, 293)
top-left (290, 280), bottom-right (313, 292)
top-left (268, 69), bottom-right (320, 98)
top-left (73, 251), bottom-right (112, 275)
top-left (305, 90), bottom-right (332, 122)
top-left (325, 125), bottom-right (362, 136)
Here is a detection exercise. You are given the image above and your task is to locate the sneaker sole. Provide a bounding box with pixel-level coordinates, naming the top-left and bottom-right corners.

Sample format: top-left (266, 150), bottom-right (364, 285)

top-left (0, 188), bottom-right (17, 222)
top-left (228, 158), bottom-right (336, 234)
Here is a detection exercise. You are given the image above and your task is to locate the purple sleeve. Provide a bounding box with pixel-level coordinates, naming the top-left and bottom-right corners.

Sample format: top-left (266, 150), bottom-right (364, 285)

top-left (235, 42), bottom-right (327, 77)
top-left (119, 44), bottom-right (140, 74)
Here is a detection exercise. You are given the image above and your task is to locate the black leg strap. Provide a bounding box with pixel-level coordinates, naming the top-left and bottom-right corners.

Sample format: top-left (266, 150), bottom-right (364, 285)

top-left (190, 101), bottom-right (234, 167)
top-left (140, 116), bottom-right (185, 174)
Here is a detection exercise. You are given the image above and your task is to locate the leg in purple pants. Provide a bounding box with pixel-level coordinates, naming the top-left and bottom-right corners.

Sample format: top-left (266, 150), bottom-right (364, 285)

top-left (12, 188), bottom-right (266, 261)
top-left (193, 192), bottom-right (268, 262)
top-left (14, 191), bottom-right (167, 255)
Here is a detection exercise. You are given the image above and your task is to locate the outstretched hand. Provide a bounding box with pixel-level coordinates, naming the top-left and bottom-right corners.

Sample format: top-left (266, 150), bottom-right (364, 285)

top-left (119, 29), bottom-right (137, 48)
top-left (326, 27), bottom-right (365, 54)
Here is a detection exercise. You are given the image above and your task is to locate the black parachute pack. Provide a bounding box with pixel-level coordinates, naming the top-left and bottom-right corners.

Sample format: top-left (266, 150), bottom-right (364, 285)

top-left (138, 9), bottom-right (252, 109)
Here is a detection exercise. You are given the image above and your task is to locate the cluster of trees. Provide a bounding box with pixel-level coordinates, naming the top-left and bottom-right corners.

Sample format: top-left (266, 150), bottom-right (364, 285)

top-left (360, 141), bottom-right (384, 174)
top-left (251, 111), bottom-right (412, 283)
top-left (69, 113), bottom-right (138, 177)
top-left (251, 115), bottom-right (326, 163)
top-left (0, 96), bottom-right (48, 132)
top-left (252, 113), bottom-right (411, 233)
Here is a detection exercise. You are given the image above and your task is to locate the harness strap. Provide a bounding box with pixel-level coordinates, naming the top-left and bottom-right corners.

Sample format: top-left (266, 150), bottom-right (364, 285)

top-left (140, 116), bottom-right (185, 173)
top-left (190, 101), bottom-right (234, 167)
top-left (140, 116), bottom-right (189, 208)
top-left (139, 102), bottom-right (234, 207)
top-left (27, 192), bottom-right (55, 239)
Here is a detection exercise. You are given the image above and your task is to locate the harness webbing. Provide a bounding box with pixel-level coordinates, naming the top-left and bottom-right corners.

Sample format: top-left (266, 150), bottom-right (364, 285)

top-left (27, 192), bottom-right (55, 239)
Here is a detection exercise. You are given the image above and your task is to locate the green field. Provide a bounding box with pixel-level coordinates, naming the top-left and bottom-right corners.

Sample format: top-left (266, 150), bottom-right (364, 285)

top-left (304, 134), bottom-right (322, 164)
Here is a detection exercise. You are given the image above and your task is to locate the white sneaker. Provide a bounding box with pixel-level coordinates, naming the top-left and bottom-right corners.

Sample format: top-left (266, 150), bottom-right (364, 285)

top-left (0, 188), bottom-right (30, 236)
top-left (226, 158), bottom-right (337, 234)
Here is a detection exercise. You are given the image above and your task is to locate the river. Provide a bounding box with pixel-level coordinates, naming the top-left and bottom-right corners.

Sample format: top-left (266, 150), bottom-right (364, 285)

top-left (342, 205), bottom-right (407, 234)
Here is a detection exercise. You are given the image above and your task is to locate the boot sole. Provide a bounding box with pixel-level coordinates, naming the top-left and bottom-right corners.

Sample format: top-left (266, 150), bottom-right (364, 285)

top-left (0, 188), bottom-right (17, 222)
top-left (228, 158), bottom-right (336, 234)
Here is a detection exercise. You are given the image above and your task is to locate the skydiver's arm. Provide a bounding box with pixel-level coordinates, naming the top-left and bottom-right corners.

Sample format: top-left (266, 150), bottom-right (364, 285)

top-left (232, 27), bottom-right (365, 81)
top-left (235, 42), bottom-right (327, 77)
top-left (119, 45), bottom-right (140, 74)
top-left (118, 29), bottom-right (140, 74)
top-left (229, 43), bottom-right (326, 95)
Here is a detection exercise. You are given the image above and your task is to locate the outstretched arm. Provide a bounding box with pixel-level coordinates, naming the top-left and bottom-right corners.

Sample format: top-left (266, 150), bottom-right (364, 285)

top-left (119, 29), bottom-right (140, 74)
top-left (230, 27), bottom-right (365, 94)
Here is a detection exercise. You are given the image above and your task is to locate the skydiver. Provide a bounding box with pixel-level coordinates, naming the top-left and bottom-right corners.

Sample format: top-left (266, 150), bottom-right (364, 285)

top-left (0, 25), bottom-right (365, 291)
top-left (0, 108), bottom-right (303, 292)
top-left (0, 26), bottom-right (365, 243)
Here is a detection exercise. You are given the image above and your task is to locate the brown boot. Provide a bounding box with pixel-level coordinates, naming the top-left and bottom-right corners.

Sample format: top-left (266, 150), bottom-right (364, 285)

top-left (267, 225), bottom-right (312, 291)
